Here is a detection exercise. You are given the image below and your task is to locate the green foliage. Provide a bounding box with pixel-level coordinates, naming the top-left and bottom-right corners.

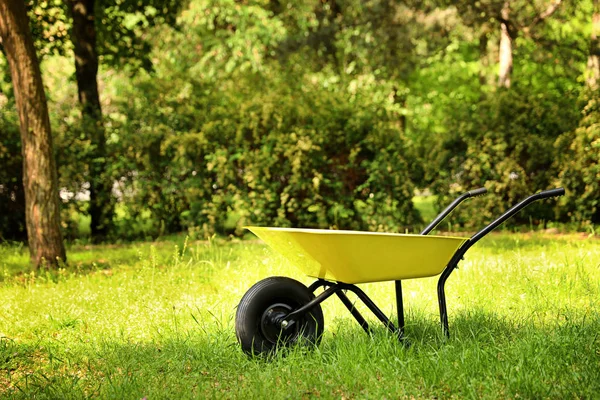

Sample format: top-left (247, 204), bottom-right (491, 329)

top-left (1, 0), bottom-right (598, 242)
top-left (26, 0), bottom-right (182, 68)
top-left (95, 0), bottom-right (182, 71)
top-left (556, 91), bottom-right (600, 225)
top-left (109, 67), bottom-right (420, 238)
top-left (179, 0), bottom-right (287, 76)
top-left (427, 84), bottom-right (581, 228)
top-left (27, 0), bottom-right (71, 57)
top-left (406, 3), bottom-right (591, 229)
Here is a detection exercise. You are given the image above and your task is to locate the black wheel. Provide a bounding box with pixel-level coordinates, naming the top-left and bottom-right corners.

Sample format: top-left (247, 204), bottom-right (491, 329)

top-left (235, 276), bottom-right (324, 356)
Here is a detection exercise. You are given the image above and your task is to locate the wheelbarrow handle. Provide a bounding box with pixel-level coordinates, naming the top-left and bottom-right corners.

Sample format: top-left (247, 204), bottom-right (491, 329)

top-left (467, 187), bottom-right (487, 197)
top-left (437, 187), bottom-right (564, 338)
top-left (420, 187), bottom-right (488, 235)
top-left (537, 187), bottom-right (565, 199)
top-left (467, 187), bottom-right (565, 247)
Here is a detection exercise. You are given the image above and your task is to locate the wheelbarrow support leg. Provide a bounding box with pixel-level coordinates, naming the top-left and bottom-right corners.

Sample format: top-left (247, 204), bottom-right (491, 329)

top-left (307, 279), bottom-right (371, 334)
top-left (437, 246), bottom-right (468, 337)
top-left (335, 290), bottom-right (371, 334)
top-left (437, 274), bottom-right (451, 337)
top-left (341, 283), bottom-right (398, 335)
top-left (395, 280), bottom-right (405, 337)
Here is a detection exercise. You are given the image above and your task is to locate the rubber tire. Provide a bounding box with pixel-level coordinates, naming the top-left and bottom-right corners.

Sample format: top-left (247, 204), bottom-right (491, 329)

top-left (235, 276), bottom-right (324, 356)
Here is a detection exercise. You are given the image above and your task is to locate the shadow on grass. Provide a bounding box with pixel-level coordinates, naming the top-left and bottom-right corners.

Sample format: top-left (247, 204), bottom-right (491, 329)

top-left (0, 237), bottom-right (227, 284)
top-left (0, 239), bottom-right (188, 283)
top-left (0, 260), bottom-right (115, 285)
top-left (2, 309), bottom-right (600, 399)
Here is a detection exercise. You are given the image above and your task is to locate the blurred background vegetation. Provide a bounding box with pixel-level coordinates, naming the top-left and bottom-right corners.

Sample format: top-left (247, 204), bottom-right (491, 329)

top-left (1, 0), bottom-right (599, 242)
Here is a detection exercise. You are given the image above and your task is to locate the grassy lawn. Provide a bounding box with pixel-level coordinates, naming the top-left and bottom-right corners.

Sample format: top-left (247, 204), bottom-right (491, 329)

top-left (1, 233), bottom-right (599, 399)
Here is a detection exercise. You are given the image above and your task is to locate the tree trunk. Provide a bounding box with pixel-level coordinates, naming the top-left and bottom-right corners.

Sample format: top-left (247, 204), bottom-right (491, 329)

top-left (0, 131), bottom-right (27, 242)
top-left (587, 0), bottom-right (600, 89)
top-left (66, 0), bottom-right (113, 241)
top-left (498, 1), bottom-right (513, 88)
top-left (0, 0), bottom-right (66, 267)
top-left (479, 29), bottom-right (490, 86)
top-left (392, 87), bottom-right (406, 134)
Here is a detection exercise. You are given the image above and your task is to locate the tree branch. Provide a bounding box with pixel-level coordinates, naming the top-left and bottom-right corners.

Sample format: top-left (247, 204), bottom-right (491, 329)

top-left (524, 0), bottom-right (563, 34)
top-left (497, 1), bottom-right (519, 40)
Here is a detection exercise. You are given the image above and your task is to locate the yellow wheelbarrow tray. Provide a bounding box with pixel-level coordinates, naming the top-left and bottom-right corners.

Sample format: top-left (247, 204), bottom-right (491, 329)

top-left (245, 227), bottom-right (468, 284)
top-left (235, 187), bottom-right (566, 356)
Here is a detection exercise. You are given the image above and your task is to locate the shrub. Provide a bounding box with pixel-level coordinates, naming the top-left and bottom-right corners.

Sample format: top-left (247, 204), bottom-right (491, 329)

top-left (109, 72), bottom-right (421, 238)
top-left (427, 84), bottom-right (581, 229)
top-left (556, 92), bottom-right (600, 226)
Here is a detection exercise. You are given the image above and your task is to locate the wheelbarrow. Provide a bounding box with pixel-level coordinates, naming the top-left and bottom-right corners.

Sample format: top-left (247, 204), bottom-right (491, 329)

top-left (235, 187), bottom-right (565, 355)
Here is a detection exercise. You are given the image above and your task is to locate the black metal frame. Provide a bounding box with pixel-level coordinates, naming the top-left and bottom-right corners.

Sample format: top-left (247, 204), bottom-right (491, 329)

top-left (279, 187), bottom-right (565, 339)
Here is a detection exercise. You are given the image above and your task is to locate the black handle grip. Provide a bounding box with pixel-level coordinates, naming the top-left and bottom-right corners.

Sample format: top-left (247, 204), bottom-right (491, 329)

top-left (537, 187), bottom-right (565, 199)
top-left (468, 187), bottom-right (487, 197)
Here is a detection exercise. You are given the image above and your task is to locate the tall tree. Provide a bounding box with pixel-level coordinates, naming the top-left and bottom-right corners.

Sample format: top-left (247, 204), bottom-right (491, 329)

top-left (497, 0), bottom-right (563, 88)
top-left (65, 0), bottom-right (112, 241)
top-left (447, 0), bottom-right (564, 88)
top-left (61, 0), bottom-right (181, 241)
top-left (497, 1), bottom-right (514, 88)
top-left (14, 0), bottom-right (182, 242)
top-left (0, 0), bottom-right (66, 267)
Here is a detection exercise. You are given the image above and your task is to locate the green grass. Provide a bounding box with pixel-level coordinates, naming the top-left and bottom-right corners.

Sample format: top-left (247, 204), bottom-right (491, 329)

top-left (413, 195), bottom-right (438, 223)
top-left (1, 233), bottom-right (599, 399)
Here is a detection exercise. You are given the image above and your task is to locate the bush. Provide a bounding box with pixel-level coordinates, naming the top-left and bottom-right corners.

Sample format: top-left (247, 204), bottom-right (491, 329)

top-left (556, 92), bottom-right (600, 226)
top-left (108, 72), bottom-right (421, 238)
top-left (427, 84), bottom-right (581, 229)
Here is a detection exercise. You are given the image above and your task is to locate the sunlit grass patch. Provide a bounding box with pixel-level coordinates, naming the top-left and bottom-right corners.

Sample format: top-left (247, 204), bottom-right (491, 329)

top-left (413, 194), bottom-right (438, 223)
top-left (1, 233), bottom-right (599, 398)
